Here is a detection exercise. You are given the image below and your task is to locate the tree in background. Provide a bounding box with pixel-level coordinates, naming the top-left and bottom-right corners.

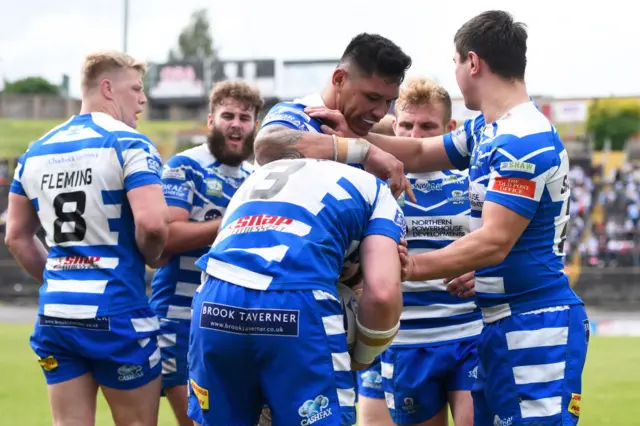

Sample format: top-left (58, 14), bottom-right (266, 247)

top-left (587, 98), bottom-right (640, 151)
top-left (168, 9), bottom-right (218, 62)
top-left (2, 77), bottom-right (59, 95)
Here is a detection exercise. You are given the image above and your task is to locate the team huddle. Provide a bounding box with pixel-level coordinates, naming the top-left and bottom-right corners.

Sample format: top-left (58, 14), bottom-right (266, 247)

top-left (4, 9), bottom-right (588, 426)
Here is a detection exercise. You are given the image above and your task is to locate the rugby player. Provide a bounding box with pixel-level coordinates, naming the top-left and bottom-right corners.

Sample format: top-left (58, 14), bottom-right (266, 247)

top-left (254, 32), bottom-right (415, 201)
top-left (309, 10), bottom-right (589, 426)
top-left (5, 51), bottom-right (169, 426)
top-left (148, 80), bottom-right (263, 426)
top-left (187, 158), bottom-right (406, 426)
top-left (357, 77), bottom-right (481, 426)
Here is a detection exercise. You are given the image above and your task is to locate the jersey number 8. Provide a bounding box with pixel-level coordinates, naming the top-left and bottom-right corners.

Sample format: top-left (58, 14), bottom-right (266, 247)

top-left (53, 191), bottom-right (87, 243)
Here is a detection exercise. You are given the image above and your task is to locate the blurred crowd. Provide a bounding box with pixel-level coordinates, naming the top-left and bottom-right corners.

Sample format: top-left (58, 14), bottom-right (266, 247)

top-left (581, 162), bottom-right (640, 267)
top-left (564, 164), bottom-right (597, 262)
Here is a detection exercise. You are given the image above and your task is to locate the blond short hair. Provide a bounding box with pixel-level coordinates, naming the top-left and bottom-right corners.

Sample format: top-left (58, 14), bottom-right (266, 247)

top-left (209, 80), bottom-right (264, 117)
top-left (81, 50), bottom-right (147, 94)
top-left (395, 77), bottom-right (452, 123)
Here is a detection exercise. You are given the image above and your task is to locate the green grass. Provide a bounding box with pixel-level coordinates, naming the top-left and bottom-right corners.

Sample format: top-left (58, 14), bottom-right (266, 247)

top-left (0, 119), bottom-right (201, 160)
top-left (0, 324), bottom-right (637, 425)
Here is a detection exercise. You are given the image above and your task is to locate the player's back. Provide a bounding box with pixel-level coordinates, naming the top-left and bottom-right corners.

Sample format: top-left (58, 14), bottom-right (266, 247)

top-left (395, 169), bottom-right (483, 346)
top-left (13, 112), bottom-right (163, 319)
top-left (196, 158), bottom-right (404, 296)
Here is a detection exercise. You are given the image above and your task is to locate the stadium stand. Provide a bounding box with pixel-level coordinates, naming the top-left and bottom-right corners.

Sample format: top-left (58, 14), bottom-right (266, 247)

top-left (582, 161), bottom-right (640, 267)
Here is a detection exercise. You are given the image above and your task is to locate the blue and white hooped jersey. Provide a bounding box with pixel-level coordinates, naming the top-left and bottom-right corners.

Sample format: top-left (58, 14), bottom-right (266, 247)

top-left (195, 159), bottom-right (405, 296)
top-left (149, 144), bottom-right (253, 320)
top-left (443, 102), bottom-right (583, 323)
top-left (394, 170), bottom-right (483, 346)
top-left (10, 112), bottom-right (163, 319)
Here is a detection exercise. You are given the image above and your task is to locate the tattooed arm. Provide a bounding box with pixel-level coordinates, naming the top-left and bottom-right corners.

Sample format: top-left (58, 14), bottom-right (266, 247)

top-left (253, 124), bottom-right (414, 200)
top-left (253, 124), bottom-right (335, 165)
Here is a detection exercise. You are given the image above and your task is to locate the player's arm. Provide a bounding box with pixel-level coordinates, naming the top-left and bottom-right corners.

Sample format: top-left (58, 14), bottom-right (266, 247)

top-left (158, 162), bottom-right (222, 256)
top-left (4, 193), bottom-right (48, 283)
top-left (254, 110), bottom-right (413, 200)
top-left (4, 158), bottom-right (47, 283)
top-left (402, 137), bottom-right (557, 281)
top-left (253, 124), bottom-right (336, 164)
top-left (364, 132), bottom-right (454, 173)
top-left (306, 106), bottom-right (477, 173)
top-left (121, 138), bottom-right (170, 265)
top-left (402, 202), bottom-right (530, 281)
top-left (163, 208), bottom-right (221, 255)
top-left (352, 184), bottom-right (405, 368)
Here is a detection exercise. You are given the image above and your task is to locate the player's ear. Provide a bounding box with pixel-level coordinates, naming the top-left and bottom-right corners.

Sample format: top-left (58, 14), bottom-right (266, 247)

top-left (207, 113), bottom-right (215, 131)
top-left (100, 78), bottom-right (114, 100)
top-left (468, 52), bottom-right (480, 77)
top-left (446, 119), bottom-right (457, 133)
top-left (332, 68), bottom-right (347, 88)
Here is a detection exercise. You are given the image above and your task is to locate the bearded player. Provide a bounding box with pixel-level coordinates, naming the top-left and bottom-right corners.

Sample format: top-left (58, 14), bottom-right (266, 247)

top-left (148, 81), bottom-right (264, 426)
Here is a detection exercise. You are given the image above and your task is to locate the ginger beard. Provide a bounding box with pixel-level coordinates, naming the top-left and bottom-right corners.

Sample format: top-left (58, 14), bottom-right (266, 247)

top-left (207, 125), bottom-right (255, 167)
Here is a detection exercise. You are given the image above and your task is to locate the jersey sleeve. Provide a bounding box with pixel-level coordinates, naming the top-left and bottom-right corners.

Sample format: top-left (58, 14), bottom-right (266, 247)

top-left (260, 103), bottom-right (322, 132)
top-left (120, 135), bottom-right (163, 191)
top-left (484, 135), bottom-right (558, 219)
top-left (364, 182), bottom-right (407, 244)
top-left (9, 154), bottom-right (27, 197)
top-left (160, 156), bottom-right (196, 211)
top-left (442, 114), bottom-right (484, 170)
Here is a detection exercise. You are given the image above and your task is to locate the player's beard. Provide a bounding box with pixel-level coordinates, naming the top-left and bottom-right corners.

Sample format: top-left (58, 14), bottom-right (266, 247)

top-left (207, 127), bottom-right (255, 167)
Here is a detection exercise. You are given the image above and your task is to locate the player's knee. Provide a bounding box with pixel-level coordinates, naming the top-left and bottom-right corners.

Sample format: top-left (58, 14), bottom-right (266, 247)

top-left (357, 395), bottom-right (393, 426)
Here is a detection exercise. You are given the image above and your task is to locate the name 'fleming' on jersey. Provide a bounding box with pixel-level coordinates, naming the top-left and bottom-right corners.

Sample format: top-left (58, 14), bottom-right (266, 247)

top-left (195, 159), bottom-right (405, 295)
top-left (10, 112), bottom-right (163, 319)
top-left (395, 170), bottom-right (482, 347)
top-left (149, 144), bottom-right (253, 320)
top-left (442, 102), bottom-right (582, 323)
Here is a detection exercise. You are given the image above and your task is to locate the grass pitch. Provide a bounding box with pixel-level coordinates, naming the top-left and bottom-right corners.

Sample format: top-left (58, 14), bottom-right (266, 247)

top-left (0, 323), bottom-right (638, 425)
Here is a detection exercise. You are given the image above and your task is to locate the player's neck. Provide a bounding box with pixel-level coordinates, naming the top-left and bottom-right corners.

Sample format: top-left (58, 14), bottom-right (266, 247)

top-left (79, 99), bottom-right (117, 121)
top-left (320, 86), bottom-right (337, 110)
top-left (479, 79), bottom-right (530, 124)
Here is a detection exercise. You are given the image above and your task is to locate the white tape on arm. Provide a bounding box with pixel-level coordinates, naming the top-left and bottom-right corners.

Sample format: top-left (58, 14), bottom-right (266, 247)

top-left (336, 137), bottom-right (371, 164)
top-left (353, 317), bottom-right (400, 365)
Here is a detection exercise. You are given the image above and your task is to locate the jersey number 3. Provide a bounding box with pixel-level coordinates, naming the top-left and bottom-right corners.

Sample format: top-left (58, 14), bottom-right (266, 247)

top-left (250, 161), bottom-right (306, 200)
top-left (53, 191), bottom-right (87, 243)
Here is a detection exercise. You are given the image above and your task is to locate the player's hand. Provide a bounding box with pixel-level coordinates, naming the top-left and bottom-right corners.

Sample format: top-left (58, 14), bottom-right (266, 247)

top-left (363, 145), bottom-right (416, 202)
top-left (305, 106), bottom-right (359, 138)
top-left (306, 106), bottom-right (415, 202)
top-left (398, 244), bottom-right (415, 282)
top-left (444, 271), bottom-right (475, 298)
